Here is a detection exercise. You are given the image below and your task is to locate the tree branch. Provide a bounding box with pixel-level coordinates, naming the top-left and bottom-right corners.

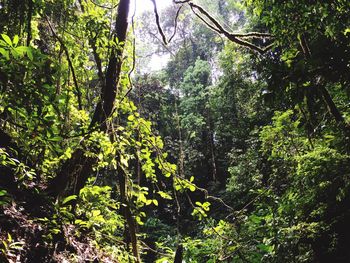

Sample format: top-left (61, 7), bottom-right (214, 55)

top-left (188, 2), bottom-right (273, 54)
top-left (150, 0), bottom-right (183, 45)
top-left (169, 5), bottom-right (183, 43)
top-left (90, 0), bottom-right (130, 128)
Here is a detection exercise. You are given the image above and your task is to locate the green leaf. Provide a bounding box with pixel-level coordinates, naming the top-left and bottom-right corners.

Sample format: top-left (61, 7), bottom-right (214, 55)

top-left (7, 233), bottom-right (12, 242)
top-left (51, 228), bottom-right (61, 234)
top-left (75, 219), bottom-right (88, 227)
top-left (48, 136), bottom-right (63, 142)
top-left (1, 34), bottom-right (12, 46)
top-left (13, 35), bottom-right (19, 46)
top-left (62, 195), bottom-right (77, 205)
top-left (257, 244), bottom-right (274, 253)
top-left (2, 240), bottom-right (8, 250)
top-left (10, 48), bottom-right (19, 59)
top-left (153, 199), bottom-right (159, 206)
top-left (14, 46), bottom-right (27, 55)
top-left (127, 115), bottom-right (135, 121)
top-left (27, 48), bottom-right (33, 61)
top-left (0, 48), bottom-right (9, 60)
top-left (139, 193), bottom-right (147, 203)
top-left (9, 241), bottom-right (24, 250)
top-left (157, 191), bottom-right (172, 200)
top-left (120, 156), bottom-right (128, 167)
top-left (189, 184), bottom-right (196, 192)
top-left (91, 210), bottom-right (101, 217)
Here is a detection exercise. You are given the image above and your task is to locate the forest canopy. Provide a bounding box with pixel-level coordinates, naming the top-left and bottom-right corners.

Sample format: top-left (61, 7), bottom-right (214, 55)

top-left (1, 0), bottom-right (350, 262)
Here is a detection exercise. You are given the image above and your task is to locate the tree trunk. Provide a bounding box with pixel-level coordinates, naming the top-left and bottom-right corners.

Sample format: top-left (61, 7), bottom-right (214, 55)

top-left (118, 169), bottom-right (141, 263)
top-left (319, 85), bottom-right (346, 125)
top-left (47, 0), bottom-right (130, 198)
top-left (174, 244), bottom-right (183, 263)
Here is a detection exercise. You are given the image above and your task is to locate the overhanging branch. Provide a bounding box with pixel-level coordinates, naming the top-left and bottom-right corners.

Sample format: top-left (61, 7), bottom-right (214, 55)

top-left (150, 0), bottom-right (183, 45)
top-left (178, 1), bottom-right (274, 54)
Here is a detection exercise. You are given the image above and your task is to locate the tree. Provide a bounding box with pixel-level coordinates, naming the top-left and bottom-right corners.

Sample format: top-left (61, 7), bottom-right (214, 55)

top-left (2, 0), bottom-right (350, 262)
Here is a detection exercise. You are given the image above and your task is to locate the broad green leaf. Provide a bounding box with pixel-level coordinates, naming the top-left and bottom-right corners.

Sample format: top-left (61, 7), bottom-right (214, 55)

top-left (0, 48), bottom-right (9, 60)
top-left (157, 191), bottom-right (172, 200)
top-left (91, 210), bottom-right (101, 217)
top-left (139, 193), bottom-right (147, 203)
top-left (27, 48), bottom-right (33, 60)
top-left (13, 35), bottom-right (19, 46)
top-left (127, 115), bottom-right (135, 121)
top-left (14, 46), bottom-right (27, 55)
top-left (10, 48), bottom-right (19, 59)
top-left (48, 136), bottom-right (63, 142)
top-left (1, 34), bottom-right (12, 46)
top-left (62, 195), bottom-right (77, 205)
top-left (189, 184), bottom-right (196, 192)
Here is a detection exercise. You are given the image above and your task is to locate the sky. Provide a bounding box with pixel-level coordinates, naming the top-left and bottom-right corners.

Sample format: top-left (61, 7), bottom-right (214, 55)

top-left (130, 0), bottom-right (173, 71)
top-left (130, 0), bottom-right (172, 17)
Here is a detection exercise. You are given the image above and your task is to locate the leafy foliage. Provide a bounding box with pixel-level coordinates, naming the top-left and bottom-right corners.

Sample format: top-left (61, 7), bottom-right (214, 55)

top-left (1, 0), bottom-right (350, 262)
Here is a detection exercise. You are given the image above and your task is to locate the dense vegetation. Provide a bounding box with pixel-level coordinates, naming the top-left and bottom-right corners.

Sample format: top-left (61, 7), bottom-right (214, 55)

top-left (1, 0), bottom-right (350, 262)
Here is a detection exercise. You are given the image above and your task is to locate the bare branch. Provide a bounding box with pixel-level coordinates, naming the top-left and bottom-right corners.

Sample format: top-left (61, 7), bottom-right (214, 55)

top-left (150, 0), bottom-right (184, 45)
top-left (173, 0), bottom-right (190, 3)
top-left (188, 2), bottom-right (274, 54)
top-left (168, 5), bottom-right (183, 43)
top-left (150, 0), bottom-right (167, 44)
top-left (233, 32), bottom-right (273, 38)
top-left (190, 5), bottom-right (219, 33)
